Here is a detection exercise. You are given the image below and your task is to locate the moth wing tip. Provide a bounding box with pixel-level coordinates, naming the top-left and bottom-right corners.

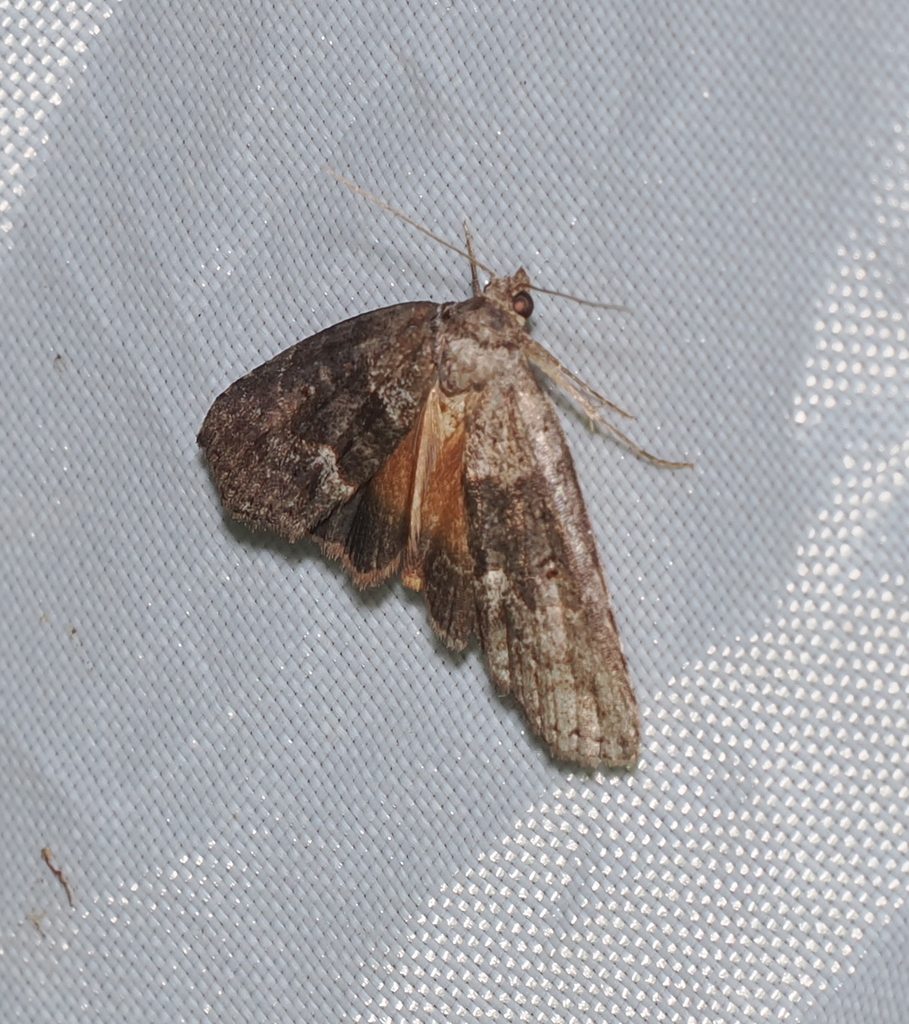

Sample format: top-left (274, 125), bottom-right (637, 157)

top-left (549, 723), bottom-right (640, 771)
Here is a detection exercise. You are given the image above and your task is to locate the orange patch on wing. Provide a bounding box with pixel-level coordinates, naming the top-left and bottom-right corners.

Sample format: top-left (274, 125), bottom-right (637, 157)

top-left (365, 414), bottom-right (422, 531)
top-left (402, 389), bottom-right (471, 591)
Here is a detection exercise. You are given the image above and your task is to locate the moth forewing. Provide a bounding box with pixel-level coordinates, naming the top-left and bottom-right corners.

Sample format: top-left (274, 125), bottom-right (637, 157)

top-left (199, 267), bottom-right (652, 769)
top-left (197, 301), bottom-right (438, 543)
top-left (462, 349), bottom-right (639, 768)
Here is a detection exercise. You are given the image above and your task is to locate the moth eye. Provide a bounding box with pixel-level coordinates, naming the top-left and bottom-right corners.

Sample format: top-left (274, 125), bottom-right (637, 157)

top-left (512, 291), bottom-right (534, 318)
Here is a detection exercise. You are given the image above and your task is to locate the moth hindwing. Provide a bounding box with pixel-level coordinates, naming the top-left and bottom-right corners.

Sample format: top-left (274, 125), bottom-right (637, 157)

top-left (198, 268), bottom-right (639, 768)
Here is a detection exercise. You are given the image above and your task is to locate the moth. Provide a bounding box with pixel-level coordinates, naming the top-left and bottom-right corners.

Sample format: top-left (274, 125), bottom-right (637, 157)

top-left (198, 198), bottom-right (686, 768)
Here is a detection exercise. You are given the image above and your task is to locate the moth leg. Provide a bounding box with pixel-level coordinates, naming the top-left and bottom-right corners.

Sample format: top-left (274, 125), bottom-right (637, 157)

top-left (463, 221), bottom-right (480, 298)
top-left (524, 336), bottom-right (692, 469)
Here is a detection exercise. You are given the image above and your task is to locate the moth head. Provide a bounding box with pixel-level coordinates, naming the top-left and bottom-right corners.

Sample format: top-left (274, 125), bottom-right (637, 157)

top-left (482, 267), bottom-right (534, 323)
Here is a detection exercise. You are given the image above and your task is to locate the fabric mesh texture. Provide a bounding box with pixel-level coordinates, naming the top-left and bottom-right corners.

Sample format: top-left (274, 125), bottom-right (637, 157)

top-left (2, 2), bottom-right (908, 1021)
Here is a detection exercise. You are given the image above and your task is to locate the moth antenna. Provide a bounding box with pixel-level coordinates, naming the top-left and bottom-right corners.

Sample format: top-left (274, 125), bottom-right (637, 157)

top-left (325, 167), bottom-right (498, 279)
top-left (326, 168), bottom-right (625, 310)
top-left (463, 221), bottom-right (480, 297)
top-left (529, 283), bottom-right (630, 313)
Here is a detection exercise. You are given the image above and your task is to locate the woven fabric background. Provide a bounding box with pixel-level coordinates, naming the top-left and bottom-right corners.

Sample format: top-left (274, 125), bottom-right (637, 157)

top-left (2, 2), bottom-right (908, 1021)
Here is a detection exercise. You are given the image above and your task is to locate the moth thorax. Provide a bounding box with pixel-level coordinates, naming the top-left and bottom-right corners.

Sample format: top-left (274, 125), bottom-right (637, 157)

top-left (437, 335), bottom-right (512, 396)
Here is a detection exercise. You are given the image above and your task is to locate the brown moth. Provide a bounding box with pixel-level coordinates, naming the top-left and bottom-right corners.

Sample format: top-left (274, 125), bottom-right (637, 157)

top-left (198, 230), bottom-right (685, 768)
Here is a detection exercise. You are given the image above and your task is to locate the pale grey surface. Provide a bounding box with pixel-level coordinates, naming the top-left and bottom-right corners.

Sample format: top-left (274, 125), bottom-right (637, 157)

top-left (2, 2), bottom-right (908, 1021)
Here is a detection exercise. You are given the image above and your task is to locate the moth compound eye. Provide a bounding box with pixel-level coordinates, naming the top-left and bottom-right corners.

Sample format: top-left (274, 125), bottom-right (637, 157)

top-left (512, 291), bottom-right (534, 318)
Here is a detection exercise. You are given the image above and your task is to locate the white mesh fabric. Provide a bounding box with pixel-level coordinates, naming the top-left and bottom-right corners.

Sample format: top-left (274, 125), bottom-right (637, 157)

top-left (2, 2), bottom-right (908, 1021)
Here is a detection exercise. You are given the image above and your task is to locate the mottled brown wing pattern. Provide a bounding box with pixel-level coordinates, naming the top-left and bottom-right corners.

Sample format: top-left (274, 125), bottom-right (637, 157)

top-left (198, 303), bottom-right (437, 544)
top-left (464, 358), bottom-right (639, 768)
top-left (310, 409), bottom-right (423, 586)
top-left (199, 269), bottom-right (645, 769)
